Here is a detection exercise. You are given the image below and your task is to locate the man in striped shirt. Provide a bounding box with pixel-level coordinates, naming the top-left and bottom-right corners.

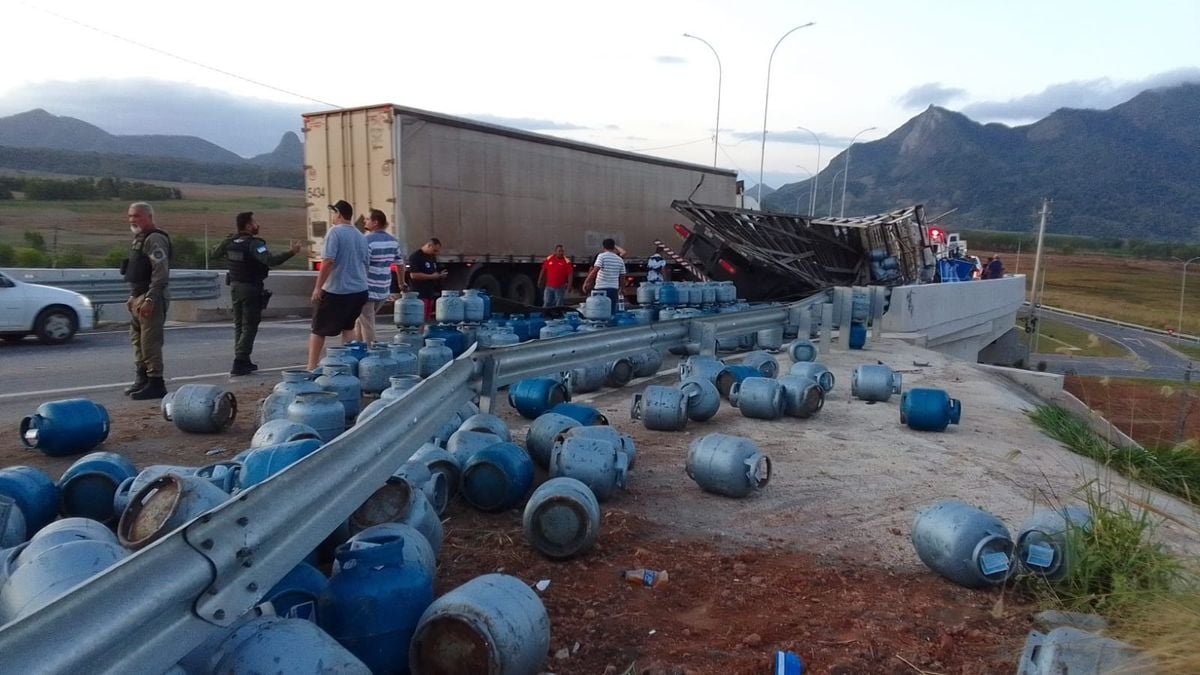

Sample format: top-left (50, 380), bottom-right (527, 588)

top-left (582, 238), bottom-right (626, 315)
top-left (356, 209), bottom-right (403, 344)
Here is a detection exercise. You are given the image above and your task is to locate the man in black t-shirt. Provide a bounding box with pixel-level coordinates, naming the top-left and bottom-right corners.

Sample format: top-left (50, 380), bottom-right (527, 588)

top-left (407, 237), bottom-right (447, 320)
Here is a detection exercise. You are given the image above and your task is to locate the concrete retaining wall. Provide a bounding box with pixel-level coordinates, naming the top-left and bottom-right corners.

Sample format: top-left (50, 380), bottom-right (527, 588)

top-left (882, 275), bottom-right (1025, 361)
top-left (167, 271), bottom-right (320, 322)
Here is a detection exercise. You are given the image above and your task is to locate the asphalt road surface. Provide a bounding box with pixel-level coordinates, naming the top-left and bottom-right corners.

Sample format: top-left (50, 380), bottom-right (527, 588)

top-left (1027, 307), bottom-right (1197, 380)
top-left (0, 319), bottom-right (403, 424)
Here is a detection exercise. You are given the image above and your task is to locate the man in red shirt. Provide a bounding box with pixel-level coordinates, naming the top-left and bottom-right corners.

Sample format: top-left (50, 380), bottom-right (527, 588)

top-left (537, 244), bottom-right (572, 307)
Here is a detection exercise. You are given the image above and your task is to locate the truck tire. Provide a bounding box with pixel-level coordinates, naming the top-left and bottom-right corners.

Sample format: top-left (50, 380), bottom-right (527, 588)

top-left (506, 273), bottom-right (537, 306)
top-left (471, 272), bottom-right (503, 298)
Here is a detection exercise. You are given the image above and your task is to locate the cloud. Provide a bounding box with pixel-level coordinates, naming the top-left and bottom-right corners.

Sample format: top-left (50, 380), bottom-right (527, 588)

top-left (0, 78), bottom-right (309, 156)
top-left (463, 113), bottom-right (587, 131)
top-left (897, 82), bottom-right (967, 109)
top-left (962, 67), bottom-right (1200, 121)
top-left (729, 129), bottom-right (856, 146)
top-left (654, 55), bottom-right (687, 65)
top-left (604, 124), bottom-right (621, 130)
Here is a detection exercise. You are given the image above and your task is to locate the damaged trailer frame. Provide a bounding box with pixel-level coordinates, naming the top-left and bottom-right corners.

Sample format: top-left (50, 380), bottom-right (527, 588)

top-left (670, 201), bottom-right (937, 301)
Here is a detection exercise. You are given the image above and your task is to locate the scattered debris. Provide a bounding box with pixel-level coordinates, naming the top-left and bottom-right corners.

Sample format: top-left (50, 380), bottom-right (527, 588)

top-left (535, 579), bottom-right (551, 592)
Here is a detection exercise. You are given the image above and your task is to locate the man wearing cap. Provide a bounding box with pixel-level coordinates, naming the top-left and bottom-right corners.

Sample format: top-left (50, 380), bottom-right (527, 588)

top-left (121, 201), bottom-right (171, 400)
top-left (306, 200), bottom-right (370, 370)
top-left (211, 211), bottom-right (302, 375)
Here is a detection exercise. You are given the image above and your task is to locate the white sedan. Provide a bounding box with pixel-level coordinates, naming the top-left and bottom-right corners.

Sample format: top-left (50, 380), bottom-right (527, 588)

top-left (0, 270), bottom-right (95, 344)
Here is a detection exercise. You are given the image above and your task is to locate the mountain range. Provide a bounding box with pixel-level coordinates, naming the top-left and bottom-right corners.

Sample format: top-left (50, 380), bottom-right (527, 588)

top-left (766, 83), bottom-right (1200, 241)
top-left (0, 109), bottom-right (301, 169)
top-left (2, 84), bottom-right (1199, 241)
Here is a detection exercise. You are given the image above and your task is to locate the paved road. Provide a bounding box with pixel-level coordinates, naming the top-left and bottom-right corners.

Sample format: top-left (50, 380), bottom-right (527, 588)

top-left (0, 319), bottom-right (404, 423)
top-left (1025, 307), bottom-right (1197, 380)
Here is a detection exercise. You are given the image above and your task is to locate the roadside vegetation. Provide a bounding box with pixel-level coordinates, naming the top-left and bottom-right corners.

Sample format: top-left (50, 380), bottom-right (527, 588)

top-left (1023, 405), bottom-right (1200, 672)
top-left (1029, 404), bottom-right (1200, 503)
top-left (1018, 317), bottom-right (1128, 358)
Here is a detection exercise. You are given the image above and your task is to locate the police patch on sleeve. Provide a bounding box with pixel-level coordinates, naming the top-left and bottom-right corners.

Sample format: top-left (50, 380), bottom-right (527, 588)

top-left (256, 245), bottom-right (268, 253)
top-left (150, 248), bottom-right (167, 263)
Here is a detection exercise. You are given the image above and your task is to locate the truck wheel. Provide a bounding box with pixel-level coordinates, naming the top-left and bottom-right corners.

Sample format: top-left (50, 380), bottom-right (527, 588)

top-left (505, 274), bottom-right (537, 306)
top-left (471, 273), bottom-right (503, 298)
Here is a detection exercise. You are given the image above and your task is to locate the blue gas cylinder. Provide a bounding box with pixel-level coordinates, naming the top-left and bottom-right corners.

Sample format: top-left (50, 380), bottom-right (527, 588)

top-left (319, 527), bottom-right (434, 673)
top-left (460, 442), bottom-right (535, 512)
top-left (0, 466), bottom-right (59, 534)
top-left (20, 399), bottom-right (110, 457)
top-left (264, 561), bottom-right (327, 623)
top-left (423, 324), bottom-right (467, 357)
top-left (901, 388), bottom-right (963, 432)
top-left (547, 402), bottom-right (609, 426)
top-left (508, 379), bottom-right (570, 419)
top-left (848, 322), bottom-right (867, 350)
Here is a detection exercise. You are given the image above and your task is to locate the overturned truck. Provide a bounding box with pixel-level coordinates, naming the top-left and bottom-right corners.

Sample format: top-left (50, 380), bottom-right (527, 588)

top-left (670, 201), bottom-right (936, 301)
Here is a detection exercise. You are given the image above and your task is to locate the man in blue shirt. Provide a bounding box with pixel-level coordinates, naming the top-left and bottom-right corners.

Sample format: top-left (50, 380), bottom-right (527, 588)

top-left (306, 200), bottom-right (370, 369)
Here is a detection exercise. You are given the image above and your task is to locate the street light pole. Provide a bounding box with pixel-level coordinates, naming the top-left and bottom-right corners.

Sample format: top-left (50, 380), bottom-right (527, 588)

top-left (682, 33), bottom-right (722, 168)
top-left (1178, 256), bottom-right (1200, 342)
top-left (757, 21), bottom-right (815, 208)
top-left (796, 125), bottom-right (821, 217)
top-left (792, 166), bottom-right (812, 215)
top-left (839, 126), bottom-right (876, 218)
top-left (828, 169), bottom-right (845, 217)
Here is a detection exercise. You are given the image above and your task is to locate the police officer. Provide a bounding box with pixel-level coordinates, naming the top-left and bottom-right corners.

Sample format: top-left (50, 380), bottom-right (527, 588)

top-left (211, 212), bottom-right (302, 375)
top-left (122, 202), bottom-right (171, 400)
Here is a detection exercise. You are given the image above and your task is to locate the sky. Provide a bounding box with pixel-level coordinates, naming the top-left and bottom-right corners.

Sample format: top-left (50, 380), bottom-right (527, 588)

top-left (3, 0), bottom-right (1198, 188)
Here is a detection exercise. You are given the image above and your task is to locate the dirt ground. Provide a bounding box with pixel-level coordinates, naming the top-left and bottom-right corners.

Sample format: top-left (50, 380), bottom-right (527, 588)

top-left (8, 335), bottom-right (1200, 673)
top-left (1064, 374), bottom-right (1200, 448)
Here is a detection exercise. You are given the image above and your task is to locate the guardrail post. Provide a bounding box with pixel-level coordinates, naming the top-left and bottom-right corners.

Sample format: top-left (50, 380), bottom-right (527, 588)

top-left (794, 306), bottom-right (811, 341)
top-left (477, 356), bottom-right (499, 414)
top-left (821, 303), bottom-right (834, 348)
top-left (690, 321), bottom-right (719, 356)
top-left (870, 285), bottom-right (886, 339)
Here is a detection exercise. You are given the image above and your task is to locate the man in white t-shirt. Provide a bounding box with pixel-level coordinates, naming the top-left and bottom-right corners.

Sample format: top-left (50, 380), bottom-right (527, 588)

top-left (582, 238), bottom-right (626, 315)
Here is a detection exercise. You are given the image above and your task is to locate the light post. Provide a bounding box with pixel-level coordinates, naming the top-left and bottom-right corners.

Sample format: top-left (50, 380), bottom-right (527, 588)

top-left (795, 125), bottom-right (821, 217)
top-left (1178, 256), bottom-right (1200, 342)
top-left (757, 21), bottom-right (816, 207)
top-left (828, 169), bottom-right (845, 217)
top-left (793, 166), bottom-right (812, 215)
top-left (839, 126), bottom-right (876, 218)
top-left (682, 33), bottom-right (722, 167)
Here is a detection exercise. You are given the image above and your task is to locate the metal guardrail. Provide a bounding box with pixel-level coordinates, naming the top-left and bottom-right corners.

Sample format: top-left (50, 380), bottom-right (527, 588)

top-left (3, 268), bottom-right (222, 304)
top-left (0, 292), bottom-right (833, 673)
top-left (1024, 302), bottom-right (1200, 344)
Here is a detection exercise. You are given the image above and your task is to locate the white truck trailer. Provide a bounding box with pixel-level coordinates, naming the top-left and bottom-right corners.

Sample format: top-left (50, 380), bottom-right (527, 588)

top-left (302, 104), bottom-right (739, 305)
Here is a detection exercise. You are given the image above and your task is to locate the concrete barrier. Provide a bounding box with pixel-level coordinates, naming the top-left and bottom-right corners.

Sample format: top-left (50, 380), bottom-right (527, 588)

top-left (168, 271), bottom-right (319, 322)
top-left (882, 276), bottom-right (1025, 362)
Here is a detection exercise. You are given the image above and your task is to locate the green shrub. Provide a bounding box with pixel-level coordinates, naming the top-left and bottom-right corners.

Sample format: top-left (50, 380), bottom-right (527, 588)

top-left (11, 247), bottom-right (49, 267)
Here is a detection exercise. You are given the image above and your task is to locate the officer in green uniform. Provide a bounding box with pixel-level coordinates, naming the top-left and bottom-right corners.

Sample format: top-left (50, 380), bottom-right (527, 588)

top-left (211, 212), bottom-right (302, 375)
top-left (122, 201), bottom-right (171, 400)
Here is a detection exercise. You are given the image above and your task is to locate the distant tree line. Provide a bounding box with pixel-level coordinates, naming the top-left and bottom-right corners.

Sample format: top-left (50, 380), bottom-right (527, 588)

top-left (0, 145), bottom-right (303, 189)
top-left (0, 229), bottom-right (209, 269)
top-left (961, 228), bottom-right (1200, 261)
top-left (0, 175), bottom-right (180, 201)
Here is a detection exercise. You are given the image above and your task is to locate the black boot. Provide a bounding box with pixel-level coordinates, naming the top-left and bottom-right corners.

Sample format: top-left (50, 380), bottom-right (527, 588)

top-left (123, 367), bottom-right (148, 396)
top-left (130, 377), bottom-right (167, 400)
top-left (248, 361), bottom-right (259, 371)
top-left (230, 358), bottom-right (254, 376)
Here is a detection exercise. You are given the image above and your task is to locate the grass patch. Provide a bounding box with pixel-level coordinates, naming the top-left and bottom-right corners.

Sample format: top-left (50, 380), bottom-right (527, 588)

top-left (1019, 487), bottom-right (1181, 615)
top-left (1169, 341), bottom-right (1200, 362)
top-left (1018, 317), bottom-right (1128, 357)
top-left (1015, 485), bottom-right (1199, 673)
top-left (1029, 404), bottom-right (1200, 503)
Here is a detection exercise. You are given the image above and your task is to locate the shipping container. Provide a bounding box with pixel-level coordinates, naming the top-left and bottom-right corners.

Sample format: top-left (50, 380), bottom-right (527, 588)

top-left (303, 104), bottom-right (738, 305)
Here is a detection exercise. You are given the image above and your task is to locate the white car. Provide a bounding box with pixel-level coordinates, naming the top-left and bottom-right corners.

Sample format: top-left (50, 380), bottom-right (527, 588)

top-left (0, 270), bottom-right (95, 344)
